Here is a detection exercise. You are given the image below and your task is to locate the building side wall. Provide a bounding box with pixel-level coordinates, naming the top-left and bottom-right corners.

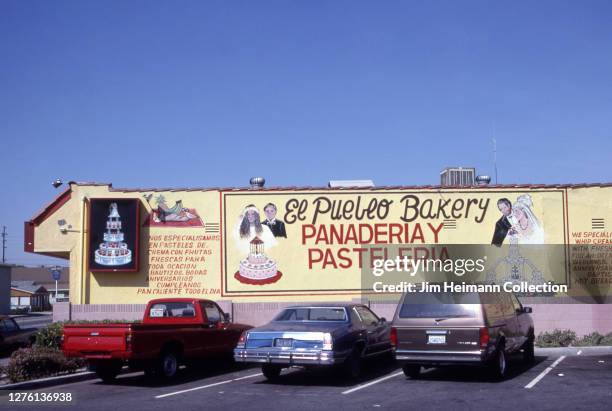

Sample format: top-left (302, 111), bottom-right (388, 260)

top-left (0, 266), bottom-right (10, 314)
top-left (52, 302), bottom-right (612, 336)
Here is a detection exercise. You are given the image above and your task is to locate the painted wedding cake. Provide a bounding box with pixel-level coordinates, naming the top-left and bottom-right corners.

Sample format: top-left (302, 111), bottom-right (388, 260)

top-left (94, 203), bottom-right (132, 266)
top-left (238, 237), bottom-right (278, 280)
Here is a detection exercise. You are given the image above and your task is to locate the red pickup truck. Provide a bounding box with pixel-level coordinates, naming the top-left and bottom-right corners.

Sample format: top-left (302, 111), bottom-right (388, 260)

top-left (62, 298), bottom-right (251, 382)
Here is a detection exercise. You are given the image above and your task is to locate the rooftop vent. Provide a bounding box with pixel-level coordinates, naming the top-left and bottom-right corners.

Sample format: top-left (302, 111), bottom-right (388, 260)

top-left (475, 175), bottom-right (492, 185)
top-left (249, 177), bottom-right (265, 189)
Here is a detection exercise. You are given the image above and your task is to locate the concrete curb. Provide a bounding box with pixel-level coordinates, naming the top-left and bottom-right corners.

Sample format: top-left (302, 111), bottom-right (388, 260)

top-left (0, 370), bottom-right (95, 390)
top-left (535, 345), bottom-right (612, 357)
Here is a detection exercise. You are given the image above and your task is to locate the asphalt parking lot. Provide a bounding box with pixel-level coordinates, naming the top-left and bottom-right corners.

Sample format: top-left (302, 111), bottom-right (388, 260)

top-left (0, 351), bottom-right (610, 410)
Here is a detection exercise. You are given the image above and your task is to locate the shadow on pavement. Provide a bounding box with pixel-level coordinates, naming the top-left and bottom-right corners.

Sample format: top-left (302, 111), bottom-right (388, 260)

top-left (92, 360), bottom-right (258, 388)
top-left (407, 355), bottom-right (548, 383)
top-left (254, 355), bottom-right (400, 388)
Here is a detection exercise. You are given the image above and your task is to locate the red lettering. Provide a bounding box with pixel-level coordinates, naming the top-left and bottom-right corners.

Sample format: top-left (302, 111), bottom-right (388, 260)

top-left (428, 223), bottom-right (443, 243)
top-left (412, 224), bottom-right (425, 243)
top-left (308, 248), bottom-right (323, 268)
top-left (374, 224), bottom-right (387, 244)
top-left (337, 248), bottom-right (352, 268)
top-left (302, 225), bottom-right (316, 244)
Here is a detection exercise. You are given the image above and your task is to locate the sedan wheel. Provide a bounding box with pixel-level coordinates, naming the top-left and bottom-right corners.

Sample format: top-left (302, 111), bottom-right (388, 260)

top-left (262, 364), bottom-right (282, 381)
top-left (344, 348), bottom-right (362, 379)
top-left (402, 365), bottom-right (421, 379)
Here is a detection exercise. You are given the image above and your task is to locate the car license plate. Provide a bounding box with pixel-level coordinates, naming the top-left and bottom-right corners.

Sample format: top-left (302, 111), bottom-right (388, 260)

top-left (428, 335), bottom-right (446, 344)
top-left (274, 338), bottom-right (293, 348)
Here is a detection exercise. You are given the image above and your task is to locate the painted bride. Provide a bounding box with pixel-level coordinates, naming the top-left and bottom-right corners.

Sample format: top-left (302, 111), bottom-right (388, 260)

top-left (233, 205), bottom-right (277, 254)
top-left (508, 194), bottom-right (544, 244)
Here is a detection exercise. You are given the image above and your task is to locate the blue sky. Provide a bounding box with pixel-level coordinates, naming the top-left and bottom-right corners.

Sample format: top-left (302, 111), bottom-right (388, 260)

top-left (1, 0), bottom-right (611, 266)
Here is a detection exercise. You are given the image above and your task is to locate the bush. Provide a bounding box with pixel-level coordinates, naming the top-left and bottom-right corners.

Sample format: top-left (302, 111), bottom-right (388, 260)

top-left (35, 322), bottom-right (64, 349)
top-left (575, 332), bottom-right (605, 346)
top-left (5, 347), bottom-right (84, 383)
top-left (535, 329), bottom-right (577, 347)
top-left (600, 332), bottom-right (612, 346)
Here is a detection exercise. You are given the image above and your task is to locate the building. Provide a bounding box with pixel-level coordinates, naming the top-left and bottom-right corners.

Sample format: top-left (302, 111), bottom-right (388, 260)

top-left (9, 266), bottom-right (70, 304)
top-left (11, 281), bottom-right (50, 312)
top-left (23, 181), bottom-right (612, 333)
top-left (0, 264), bottom-right (11, 315)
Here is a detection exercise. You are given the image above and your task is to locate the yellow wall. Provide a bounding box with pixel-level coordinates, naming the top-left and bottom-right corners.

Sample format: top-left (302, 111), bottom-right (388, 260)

top-left (30, 183), bottom-right (612, 303)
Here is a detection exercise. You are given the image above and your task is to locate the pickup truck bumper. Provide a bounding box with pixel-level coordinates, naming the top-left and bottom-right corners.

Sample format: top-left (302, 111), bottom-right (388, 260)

top-left (63, 350), bottom-right (134, 361)
top-left (394, 349), bottom-right (486, 366)
top-left (234, 348), bottom-right (350, 366)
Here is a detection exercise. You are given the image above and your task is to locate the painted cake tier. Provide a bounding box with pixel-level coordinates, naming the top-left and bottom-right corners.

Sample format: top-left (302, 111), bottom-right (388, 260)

top-left (95, 249), bottom-right (132, 266)
top-left (239, 257), bottom-right (277, 280)
top-left (103, 232), bottom-right (125, 242)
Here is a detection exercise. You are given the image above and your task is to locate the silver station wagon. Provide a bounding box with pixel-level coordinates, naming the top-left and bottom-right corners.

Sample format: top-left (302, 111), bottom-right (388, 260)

top-left (234, 304), bottom-right (392, 380)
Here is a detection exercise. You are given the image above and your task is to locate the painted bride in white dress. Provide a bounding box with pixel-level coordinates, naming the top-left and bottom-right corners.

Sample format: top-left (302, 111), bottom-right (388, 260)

top-left (508, 194), bottom-right (544, 244)
top-left (233, 205), bottom-right (277, 254)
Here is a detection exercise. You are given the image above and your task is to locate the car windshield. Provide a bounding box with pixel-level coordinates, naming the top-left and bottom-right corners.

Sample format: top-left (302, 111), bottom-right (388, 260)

top-left (399, 292), bottom-right (480, 319)
top-left (274, 307), bottom-right (347, 322)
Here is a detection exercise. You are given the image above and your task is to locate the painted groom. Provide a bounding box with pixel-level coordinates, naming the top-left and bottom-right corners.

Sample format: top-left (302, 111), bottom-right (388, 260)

top-left (262, 203), bottom-right (287, 238)
top-left (491, 198), bottom-right (515, 247)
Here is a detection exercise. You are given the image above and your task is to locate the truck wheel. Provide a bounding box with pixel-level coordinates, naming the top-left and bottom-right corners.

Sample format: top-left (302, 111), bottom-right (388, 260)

top-left (523, 337), bottom-right (535, 364)
top-left (262, 364), bottom-right (282, 381)
top-left (344, 348), bottom-right (362, 379)
top-left (489, 344), bottom-right (507, 380)
top-left (402, 365), bottom-right (421, 379)
top-left (96, 362), bottom-right (122, 383)
top-left (157, 351), bottom-right (179, 380)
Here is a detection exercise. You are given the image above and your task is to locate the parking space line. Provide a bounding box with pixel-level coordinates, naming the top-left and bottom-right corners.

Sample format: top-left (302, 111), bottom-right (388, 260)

top-left (524, 356), bottom-right (566, 389)
top-left (233, 372), bottom-right (263, 381)
top-left (155, 372), bottom-right (263, 399)
top-left (342, 371), bottom-right (404, 395)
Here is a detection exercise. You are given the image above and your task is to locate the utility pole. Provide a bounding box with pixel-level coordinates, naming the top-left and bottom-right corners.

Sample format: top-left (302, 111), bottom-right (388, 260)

top-left (492, 138), bottom-right (498, 185)
top-left (1, 226), bottom-right (6, 263)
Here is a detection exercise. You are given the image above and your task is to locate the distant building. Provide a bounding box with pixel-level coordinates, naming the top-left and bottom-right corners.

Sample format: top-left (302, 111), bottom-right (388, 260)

top-left (10, 266), bottom-right (69, 305)
top-left (11, 281), bottom-right (50, 312)
top-left (0, 264), bottom-right (10, 315)
top-left (440, 167), bottom-right (476, 186)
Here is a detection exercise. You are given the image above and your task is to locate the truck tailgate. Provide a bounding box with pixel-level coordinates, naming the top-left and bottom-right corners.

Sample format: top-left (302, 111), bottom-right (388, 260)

top-left (63, 324), bottom-right (131, 356)
top-left (396, 326), bottom-right (482, 352)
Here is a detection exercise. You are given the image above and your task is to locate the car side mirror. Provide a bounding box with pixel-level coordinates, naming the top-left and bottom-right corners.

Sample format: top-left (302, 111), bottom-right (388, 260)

top-left (522, 307), bottom-right (532, 314)
top-left (223, 313), bottom-right (231, 323)
top-left (379, 317), bottom-right (387, 324)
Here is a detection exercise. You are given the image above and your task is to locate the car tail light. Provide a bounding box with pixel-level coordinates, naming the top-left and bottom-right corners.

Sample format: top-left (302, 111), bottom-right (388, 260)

top-left (479, 327), bottom-right (489, 348)
top-left (390, 327), bottom-right (398, 348)
top-left (236, 331), bottom-right (248, 348)
top-left (322, 333), bottom-right (333, 350)
top-left (125, 332), bottom-right (133, 350)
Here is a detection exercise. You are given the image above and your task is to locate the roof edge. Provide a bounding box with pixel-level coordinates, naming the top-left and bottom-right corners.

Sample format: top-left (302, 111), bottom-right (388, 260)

top-left (96, 182), bottom-right (612, 192)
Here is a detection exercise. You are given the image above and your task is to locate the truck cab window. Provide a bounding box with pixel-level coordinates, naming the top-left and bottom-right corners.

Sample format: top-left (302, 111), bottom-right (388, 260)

top-left (202, 302), bottom-right (222, 324)
top-left (150, 303), bottom-right (196, 318)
